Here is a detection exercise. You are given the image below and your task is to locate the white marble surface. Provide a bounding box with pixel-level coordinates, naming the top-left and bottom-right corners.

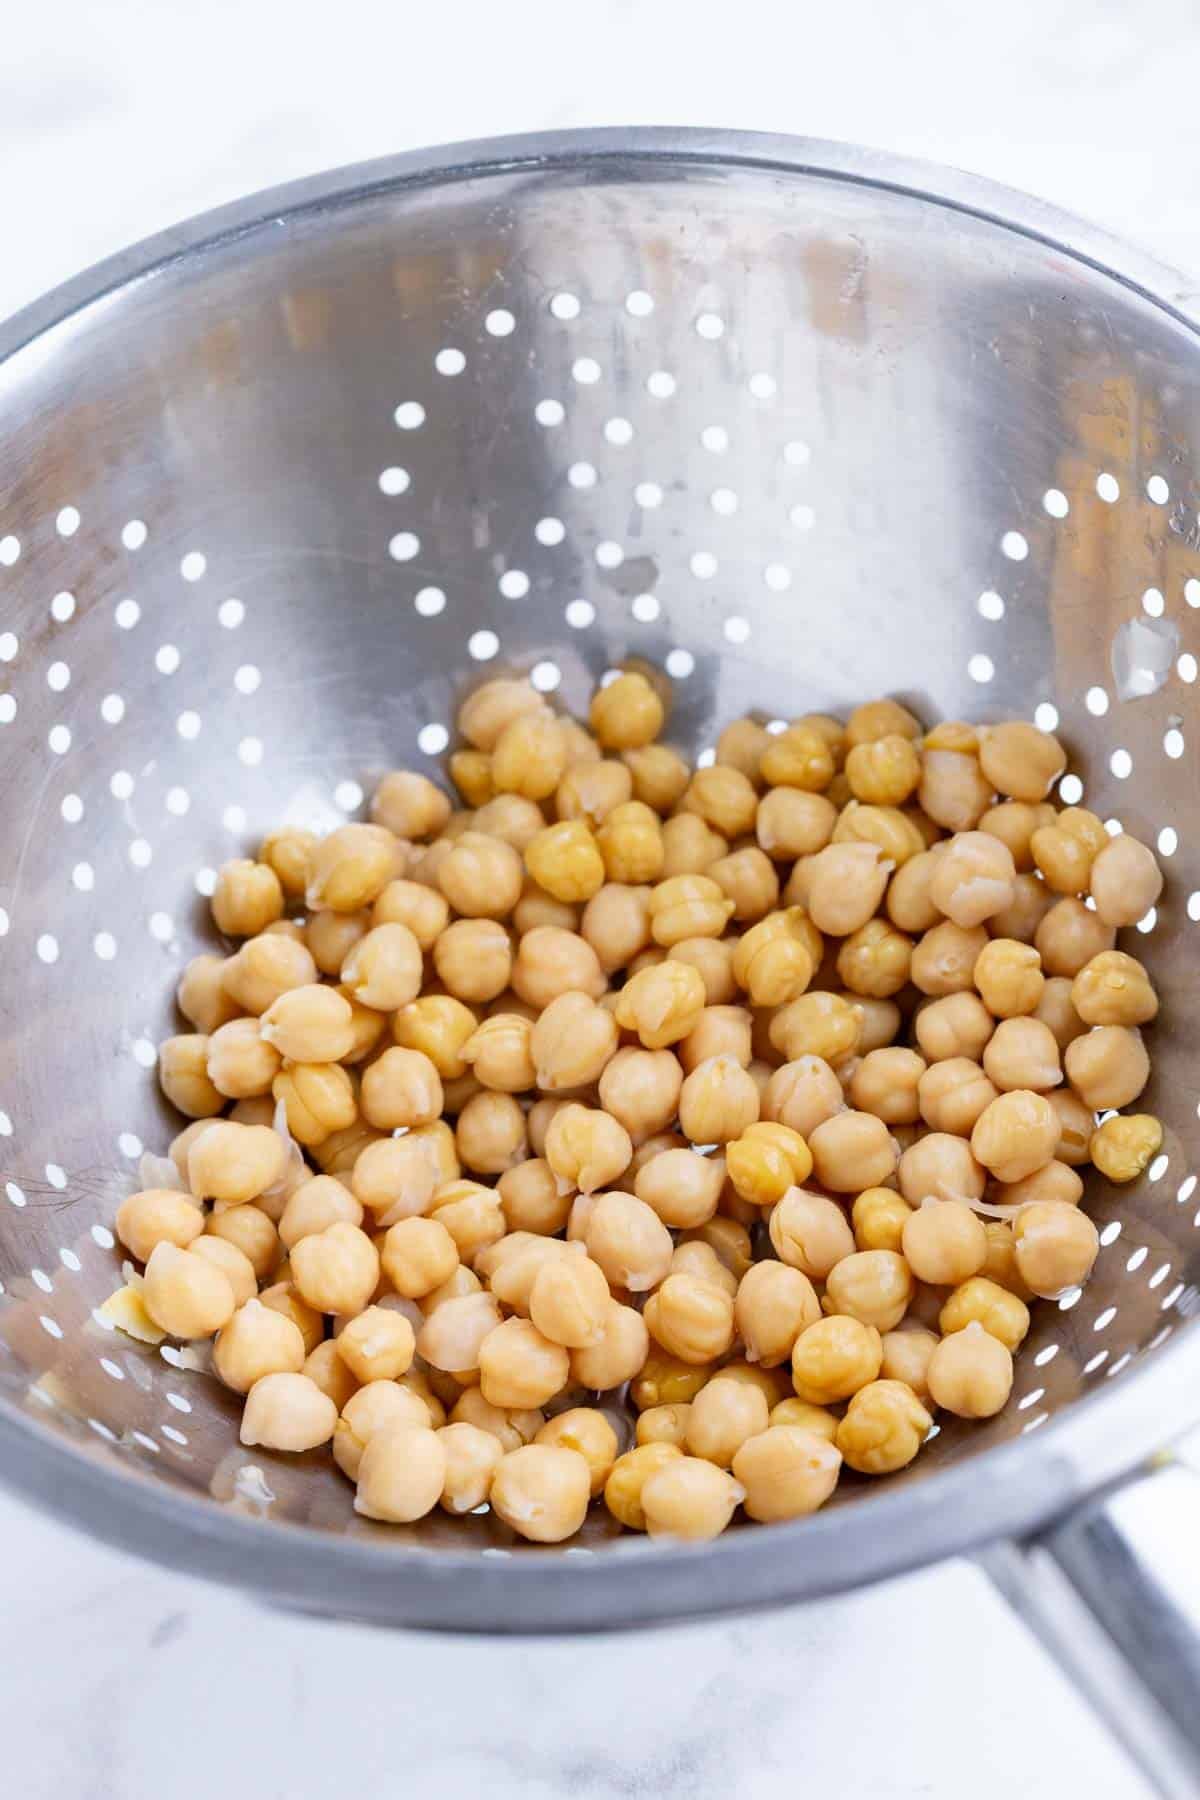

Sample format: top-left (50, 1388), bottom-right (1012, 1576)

top-left (0, 1), bottom-right (1185, 1793)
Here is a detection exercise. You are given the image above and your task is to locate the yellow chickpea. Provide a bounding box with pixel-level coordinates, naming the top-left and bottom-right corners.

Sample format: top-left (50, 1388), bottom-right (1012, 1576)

top-left (835, 1379), bottom-right (931, 1474)
top-left (617, 743), bottom-right (685, 814)
top-left (977, 721), bottom-right (1066, 801)
top-left (769, 992), bottom-right (862, 1066)
top-left (671, 1239), bottom-right (738, 1297)
top-left (351, 1132), bottom-right (443, 1225)
top-left (808, 1110), bottom-right (897, 1193)
top-left (584, 1191), bottom-right (674, 1291)
top-left (637, 1403), bottom-right (692, 1447)
top-left (913, 992), bottom-right (995, 1064)
top-left (534, 1408), bottom-right (619, 1496)
top-left (261, 827), bottom-right (317, 899)
top-left (939, 1276), bottom-right (1029, 1350)
top-left (791, 1315), bottom-right (882, 1405)
top-left (1090, 1113), bottom-right (1164, 1183)
top-left (803, 842), bottom-right (892, 936)
top-left (571, 1298), bottom-right (650, 1390)
top-left (1043, 1088), bottom-right (1092, 1169)
top-left (1029, 807), bottom-right (1106, 894)
top-left (823, 1250), bottom-right (914, 1332)
top-left (677, 1055), bottom-right (760, 1144)
top-left (429, 1180), bottom-right (506, 1262)
top-left (522, 819), bottom-right (604, 905)
top-left (336, 1305), bottom-right (417, 1383)
top-left (731, 910), bottom-right (817, 1009)
top-left (836, 918), bottom-right (912, 999)
top-left (983, 1017), bottom-right (1063, 1092)
top-left (302, 1339), bottom-right (359, 1410)
top-left (756, 788), bottom-right (837, 861)
top-left (525, 991), bottom-right (618, 1093)
top-left (613, 958), bottom-right (706, 1050)
top-left (643, 1273), bottom-right (735, 1365)
top-left (1070, 950), bottom-right (1158, 1029)
top-left (489, 712), bottom-right (568, 801)
top-left (885, 848), bottom-right (942, 934)
top-left (919, 750), bottom-right (993, 832)
top-left (768, 1187), bottom-right (855, 1279)
top-left (544, 1103), bottom-right (632, 1194)
top-left (258, 1280), bottom-right (324, 1355)
top-left (679, 1376), bottom-right (767, 1468)
top-left (646, 874), bottom-right (733, 947)
top-left (142, 1241), bottom-right (236, 1339)
top-left (202, 1019), bottom-right (279, 1100)
top-left (604, 1442), bottom-right (684, 1529)
top-left (437, 1421), bottom-right (505, 1513)
top-left (707, 848), bottom-right (777, 924)
top-left (337, 922), bottom-right (423, 1013)
top-left (206, 1203), bottom-right (279, 1281)
top-left (290, 1221), bottom-right (380, 1317)
top-left (970, 1090), bottom-right (1059, 1183)
top-left (556, 758), bottom-right (633, 827)
top-left (759, 722), bottom-right (835, 792)
top-left (845, 733), bottom-right (922, 807)
top-left (588, 670), bottom-right (664, 750)
top-left (1064, 1026), bottom-right (1150, 1111)
top-left (369, 769), bottom-right (450, 841)
top-left (732, 1426), bottom-right (842, 1520)
top-left (979, 800), bottom-right (1055, 871)
top-left (928, 830), bottom-right (1015, 929)
top-left (851, 1187), bottom-right (912, 1254)
top-left (307, 825), bottom-right (400, 913)
top-left (360, 1047), bottom-right (443, 1131)
top-left (177, 953), bottom-right (242, 1035)
top-left (458, 677), bottom-right (547, 751)
top-left (725, 1121), bottom-right (813, 1206)
top-left (901, 1199), bottom-right (987, 1284)
top-left (458, 1013), bottom-right (535, 1095)
top-left (927, 1321), bottom-right (1013, 1417)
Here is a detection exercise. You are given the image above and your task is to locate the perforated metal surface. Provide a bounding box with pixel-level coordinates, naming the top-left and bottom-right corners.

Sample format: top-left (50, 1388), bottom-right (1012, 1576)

top-left (0, 132), bottom-right (1198, 1626)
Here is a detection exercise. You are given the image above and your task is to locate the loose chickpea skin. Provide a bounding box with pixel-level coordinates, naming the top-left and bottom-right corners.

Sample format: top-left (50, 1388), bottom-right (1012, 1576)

top-left (927, 1321), bottom-right (1013, 1418)
top-left (1064, 1026), bottom-right (1150, 1111)
top-left (769, 1188), bottom-right (855, 1280)
top-left (1089, 833), bottom-right (1163, 927)
top-left (1090, 1113), bottom-right (1164, 1183)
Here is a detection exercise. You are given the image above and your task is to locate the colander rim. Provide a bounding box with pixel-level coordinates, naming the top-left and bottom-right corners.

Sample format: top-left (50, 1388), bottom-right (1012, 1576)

top-left (1, 126), bottom-right (1197, 1626)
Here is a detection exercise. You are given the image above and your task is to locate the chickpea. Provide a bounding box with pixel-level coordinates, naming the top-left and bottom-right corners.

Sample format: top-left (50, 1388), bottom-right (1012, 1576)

top-left (1070, 949), bottom-right (1158, 1030)
top-left (356, 1047), bottom-right (441, 1133)
top-left (847, 1047), bottom-right (925, 1126)
top-left (982, 1017), bottom-right (1063, 1093)
top-left (433, 830), bottom-right (522, 922)
top-left (804, 842), bottom-right (891, 936)
top-left (458, 677), bottom-right (547, 751)
top-left (706, 849), bottom-right (777, 925)
top-left (677, 1376), bottom-right (765, 1469)
top-left (307, 825), bottom-right (400, 914)
top-left (429, 1180), bottom-right (506, 1262)
top-left (540, 1103), bottom-right (628, 1195)
top-left (659, 813), bottom-right (727, 880)
top-left (735, 1261), bottom-right (820, 1366)
top-left (204, 1018), bottom-right (279, 1100)
top-left (1034, 977), bottom-right (1086, 1054)
top-left (422, 1266), bottom-right (483, 1314)
top-left (212, 1297), bottom-right (306, 1394)
top-left (496, 1159), bottom-right (572, 1236)
top-left (928, 830), bottom-right (1015, 929)
top-left (527, 1252), bottom-right (610, 1349)
top-left (927, 1321), bottom-right (1013, 1417)
top-left (351, 1133), bottom-right (441, 1225)
top-left (791, 1315), bottom-right (882, 1405)
top-left (770, 992), bottom-right (862, 1066)
top-left (913, 992), bottom-right (994, 1063)
top-left (910, 920), bottom-right (987, 998)
top-left (940, 1276), bottom-right (1029, 1351)
top-left (579, 883), bottom-right (652, 975)
top-left (187, 1121), bottom-right (286, 1206)
top-left (354, 1424), bottom-right (446, 1522)
top-left (436, 1421), bottom-right (505, 1513)
top-left (142, 1241), bottom-right (236, 1338)
top-left (603, 1442), bottom-right (683, 1529)
top-left (415, 1292), bottom-right (502, 1377)
top-left (983, 873), bottom-right (1056, 947)
top-left (220, 933), bottom-right (316, 1018)
top-left (1090, 1113), bottom-right (1164, 1183)
top-left (637, 1403), bottom-right (692, 1447)
top-left (332, 925), bottom-right (420, 1016)
top-left (808, 1110), bottom-right (897, 1193)
top-left (886, 848), bottom-right (942, 934)
top-left (158, 1034), bottom-right (225, 1119)
top-left (116, 1188), bottom-right (204, 1263)
top-left (455, 1014), bottom-right (534, 1096)
top-left (901, 1199), bottom-right (986, 1285)
top-left (852, 1187), bottom-right (912, 1254)
top-left (616, 743), bottom-right (684, 815)
top-left (594, 1047), bottom-right (680, 1146)
top-left (637, 1456), bottom-right (741, 1540)
top-left (676, 1055), bottom-right (759, 1145)
top-left (207, 1203), bottom-right (279, 1281)
top-left (834, 918), bottom-right (911, 1000)
top-left (256, 985), bottom-right (352, 1064)
top-left (645, 874), bottom-right (732, 949)
top-left (836, 1379), bottom-right (930, 1475)
top-left (378, 1214), bottom-right (458, 1299)
top-left (977, 721), bottom-right (1066, 802)
top-left (762, 1055), bottom-right (843, 1137)
top-left (755, 789), bottom-right (837, 862)
top-left (761, 1400), bottom-right (834, 1442)
top-left (980, 800), bottom-right (1056, 871)
top-left (970, 1089), bottom-right (1059, 1184)
top-left (1010, 1200), bottom-right (1099, 1299)
top-left (258, 1280), bottom-right (324, 1354)
top-left (671, 1239), bottom-right (738, 1297)
top-left (528, 991), bottom-right (618, 1094)
top-left (995, 1160), bottom-right (1083, 1210)
top-left (306, 907), bottom-right (370, 978)
top-left (1064, 1026), bottom-right (1150, 1111)
top-left (520, 820), bottom-right (602, 906)
top-left (332, 1379), bottom-right (435, 1479)
top-left (1088, 832), bottom-right (1164, 928)
top-left (584, 670), bottom-right (662, 752)
top-left (571, 1299), bottom-right (650, 1390)
top-left (841, 699), bottom-right (916, 747)
top-left (177, 954), bottom-right (241, 1035)
top-left (303, 1339), bottom-right (359, 1410)
top-left (239, 1371), bottom-right (338, 1453)
top-left (512, 928), bottom-right (606, 1013)
top-left (643, 1272), bottom-right (735, 1365)
top-left (725, 1121), bottom-right (812, 1206)
top-left (261, 827), bottom-right (317, 899)
top-left (584, 1190), bottom-right (674, 1291)
top-left (919, 750), bottom-right (993, 832)
top-left (898, 1133), bottom-right (985, 1204)
top-left (972, 941), bottom-right (1041, 1022)
top-left (333, 1305), bottom-right (416, 1385)
top-left (768, 1187), bottom-right (855, 1279)
top-left (484, 712), bottom-right (566, 803)
top-left (759, 722), bottom-right (835, 793)
top-left (978, 1220), bottom-right (1030, 1299)
top-left (211, 858), bottom-right (285, 938)
top-left (629, 1148), bottom-right (721, 1231)
top-left (730, 911), bottom-right (816, 1010)
top-left (476, 1317), bottom-right (569, 1410)
top-left (879, 1326), bottom-right (938, 1402)
top-left (1042, 1088), bottom-right (1091, 1169)
top-left (728, 1427), bottom-right (840, 1521)
top-left (612, 958), bottom-right (705, 1050)
top-left (679, 1216), bottom-right (753, 1280)
top-left (288, 1221), bottom-right (379, 1318)
top-left (592, 799), bottom-right (664, 885)
top-left (369, 769), bottom-right (450, 841)
top-left (1029, 808), bottom-right (1104, 895)
top-left (677, 768), bottom-right (755, 842)
top-left (556, 759), bottom-right (634, 828)
top-left (279, 1175), bottom-right (362, 1249)
top-left (535, 1408), bottom-right (619, 1494)
top-left (369, 881), bottom-right (446, 954)
top-left (822, 1249), bottom-right (912, 1332)
top-left (844, 733), bottom-right (921, 807)
top-left (1035, 897), bottom-right (1115, 979)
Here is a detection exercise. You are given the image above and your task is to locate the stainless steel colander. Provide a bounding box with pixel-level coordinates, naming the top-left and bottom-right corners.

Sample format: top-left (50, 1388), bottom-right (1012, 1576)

top-left (2, 128), bottom-right (1200, 1790)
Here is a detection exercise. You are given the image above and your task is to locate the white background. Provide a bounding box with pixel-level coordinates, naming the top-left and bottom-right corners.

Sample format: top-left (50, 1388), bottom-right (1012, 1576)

top-left (0, 2), bottom-right (1177, 1793)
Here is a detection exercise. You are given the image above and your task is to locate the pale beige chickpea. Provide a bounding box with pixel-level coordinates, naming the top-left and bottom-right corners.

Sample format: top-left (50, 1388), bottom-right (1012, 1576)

top-left (206, 1204), bottom-right (280, 1282)
top-left (241, 1371), bottom-right (338, 1452)
top-left (460, 797), bottom-right (539, 856)
top-left (879, 1326), bottom-right (939, 1403)
top-left (901, 1199), bottom-right (987, 1285)
top-left (1089, 832), bottom-right (1163, 928)
top-left (659, 812), bottom-right (727, 879)
top-left (680, 1216), bottom-right (753, 1281)
top-left (528, 1252), bottom-right (610, 1348)
top-left (927, 1321), bottom-right (1013, 1417)
top-left (928, 830), bottom-right (1016, 929)
top-left (759, 722), bottom-right (835, 791)
top-left (222, 932), bottom-right (318, 1017)
top-left (886, 846), bottom-right (943, 932)
top-left (836, 1378), bottom-right (932, 1474)
top-left (258, 1280), bottom-right (324, 1354)
top-left (421, 1266), bottom-right (482, 1313)
top-left (613, 958), bottom-right (706, 1050)
top-left (627, 1130), bottom-right (688, 1175)
top-left (530, 991), bottom-right (619, 1093)
top-left (637, 1403), bottom-right (693, 1447)
top-left (598, 1047), bottom-right (683, 1143)
top-left (647, 873), bottom-right (734, 947)
top-left (637, 1455), bottom-right (742, 1540)
top-left (678, 1055), bottom-right (760, 1144)
top-left (709, 847), bottom-right (779, 923)
top-left (756, 788), bottom-right (837, 859)
top-left (187, 1120), bottom-right (285, 1205)
top-left (1035, 897), bottom-right (1116, 979)
top-left (985, 1020), bottom-right (1064, 1109)
top-left (1064, 1025), bottom-right (1150, 1111)
top-left (1043, 1087), bottom-right (1092, 1168)
top-left (430, 921), bottom-right (511, 1007)
top-left (994, 1159), bottom-right (1083, 1209)
top-left (1029, 807), bottom-right (1106, 894)
top-left (556, 758), bottom-right (634, 827)
top-left (725, 1121), bottom-right (812, 1206)
top-left (768, 1188), bottom-right (855, 1279)
top-left (918, 750), bottom-right (993, 832)
top-left (306, 906), bottom-right (370, 977)
top-left (940, 1276), bottom-right (1029, 1350)
top-left (302, 1339), bottom-right (359, 1410)
top-left (1090, 1113), bottom-right (1164, 1183)
top-left (429, 1180), bottom-right (506, 1262)
top-left (712, 715), bottom-right (768, 783)
top-left (436, 830), bottom-right (523, 921)
top-left (116, 1188), bottom-right (204, 1263)
top-left (159, 1034), bottom-right (225, 1118)
top-left (804, 841), bottom-right (891, 936)
top-left (354, 1424), bottom-right (446, 1522)
top-left (1011, 1200), bottom-right (1099, 1299)
top-left (913, 992), bottom-right (995, 1063)
top-left (512, 926), bottom-right (606, 1010)
top-left (621, 742), bottom-right (689, 813)
top-left (177, 953), bottom-right (242, 1034)
top-left (1033, 977), bottom-right (1087, 1054)
top-left (497, 1158), bottom-right (573, 1236)
top-left (808, 1110), bottom-right (897, 1193)
top-left (290, 1221), bottom-right (380, 1317)
top-left (535, 1407), bottom-right (619, 1494)
top-left (735, 1261), bottom-right (820, 1366)
top-left (898, 1132), bottom-right (986, 1205)
top-left (335, 1304), bottom-right (416, 1383)
top-left (769, 991), bottom-right (863, 1066)
top-left (416, 1292), bottom-right (503, 1376)
top-left (733, 1425), bottom-right (842, 1521)
top-left (911, 921), bottom-right (988, 997)
top-left (527, 1096), bottom-right (571, 1159)
top-left (307, 824), bottom-right (400, 913)
top-left (259, 984), bottom-right (354, 1064)
top-left (732, 909), bottom-right (819, 1009)
top-left (449, 1387), bottom-right (543, 1451)
top-left (580, 883), bottom-right (652, 974)
top-left (206, 1018), bottom-right (282, 1099)
top-left (490, 1442), bottom-right (592, 1541)
top-left (976, 720), bottom-right (1066, 801)
top-left (634, 1148), bottom-right (726, 1229)
top-left (852, 1187), bottom-right (913, 1254)
top-left (683, 1376), bottom-right (768, 1468)
top-left (458, 676), bottom-right (547, 751)
top-left (476, 1317), bottom-right (569, 1409)
top-left (762, 1056), bottom-right (844, 1137)
top-left (490, 712), bottom-right (568, 801)
top-left (585, 1190), bottom-right (674, 1290)
top-left (512, 879), bottom-right (579, 936)
top-left (1071, 950), bottom-right (1158, 1029)
top-left (337, 922), bottom-right (422, 1013)
top-left (372, 878), bottom-right (449, 949)
top-left (370, 769), bottom-right (451, 841)
top-left (459, 1013), bottom-right (536, 1094)
top-left (973, 939), bottom-right (1042, 1020)
top-left (213, 1297), bottom-right (306, 1393)
top-left (260, 826), bottom-right (317, 899)
top-left (361, 1047), bottom-right (443, 1130)
top-left (791, 1315), bottom-right (883, 1404)
top-left (435, 1421), bottom-right (505, 1513)
top-left (543, 1103), bottom-right (631, 1194)
top-left (644, 1272), bottom-right (735, 1364)
top-left (327, 984), bottom-right (386, 1067)
top-left (570, 1298), bottom-right (650, 1390)
top-left (979, 800), bottom-right (1055, 871)
top-left (837, 918), bottom-right (912, 999)
top-left (383, 1216), bottom-right (462, 1298)
top-left (279, 1175), bottom-right (362, 1249)
top-left (142, 1241), bottom-right (236, 1338)
top-left (824, 1250), bottom-right (914, 1332)
top-left (333, 1380), bottom-right (434, 1479)
top-left (914, 1059), bottom-right (996, 1139)
top-left (671, 1240), bottom-right (738, 1297)
top-left (848, 1047), bottom-right (925, 1125)
top-left (970, 1089), bottom-right (1059, 1183)
top-left (351, 1133), bottom-right (439, 1224)
top-left (211, 858), bottom-right (285, 938)
top-left (484, 1236), bottom-right (571, 1312)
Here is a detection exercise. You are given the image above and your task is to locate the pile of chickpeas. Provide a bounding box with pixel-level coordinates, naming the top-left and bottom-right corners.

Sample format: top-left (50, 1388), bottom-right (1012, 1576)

top-left (102, 669), bottom-right (1166, 1544)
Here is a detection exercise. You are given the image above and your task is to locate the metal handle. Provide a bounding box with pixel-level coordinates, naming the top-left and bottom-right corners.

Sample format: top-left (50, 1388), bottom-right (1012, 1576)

top-left (979, 1441), bottom-right (1200, 1800)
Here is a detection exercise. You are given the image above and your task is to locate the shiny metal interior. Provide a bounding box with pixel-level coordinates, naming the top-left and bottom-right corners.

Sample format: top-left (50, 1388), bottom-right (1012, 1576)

top-left (1, 131), bottom-right (1199, 1629)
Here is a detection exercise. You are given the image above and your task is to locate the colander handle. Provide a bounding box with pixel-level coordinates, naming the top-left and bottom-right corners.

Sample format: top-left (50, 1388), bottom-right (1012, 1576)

top-left (979, 1454), bottom-right (1200, 1800)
